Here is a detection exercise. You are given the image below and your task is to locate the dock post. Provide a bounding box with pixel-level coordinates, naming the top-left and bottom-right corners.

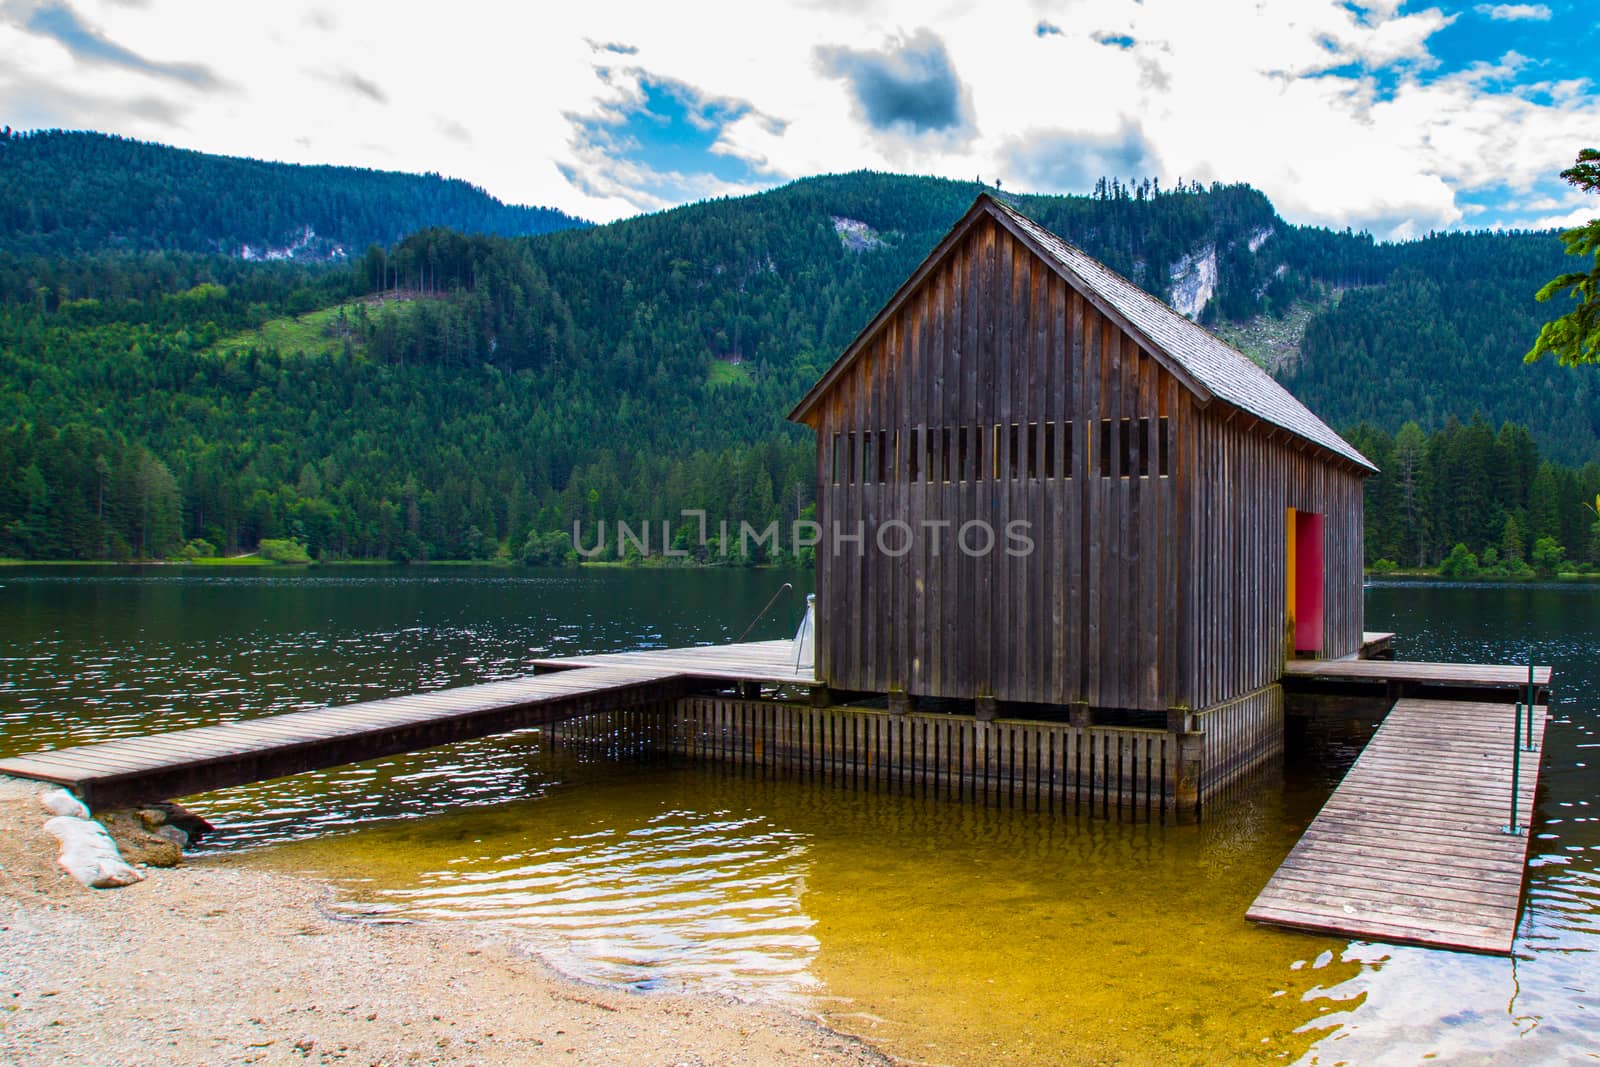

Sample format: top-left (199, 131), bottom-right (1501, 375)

top-left (974, 695), bottom-right (998, 722)
top-left (1504, 702), bottom-right (1523, 835)
top-left (888, 689), bottom-right (915, 716)
top-left (1174, 732), bottom-right (1203, 823)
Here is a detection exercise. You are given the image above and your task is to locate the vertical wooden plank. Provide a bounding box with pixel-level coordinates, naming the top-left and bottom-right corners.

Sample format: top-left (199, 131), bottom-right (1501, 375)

top-left (992, 229), bottom-right (1013, 704)
top-left (895, 290), bottom-right (913, 696)
top-left (929, 246), bottom-right (950, 696)
top-left (1050, 277), bottom-right (1069, 703)
top-left (915, 283), bottom-right (934, 697)
top-left (837, 370), bottom-right (856, 692)
top-left (864, 336), bottom-right (883, 695)
top-left (969, 222), bottom-right (991, 700)
top-left (1067, 288), bottom-right (1085, 704)
top-left (1160, 376), bottom-right (1179, 706)
top-left (1137, 355), bottom-right (1159, 708)
top-left (1100, 317), bottom-right (1121, 709)
top-left (853, 338), bottom-right (871, 693)
top-left (1001, 241), bottom-right (1017, 703)
top-left (1117, 336), bottom-right (1138, 708)
top-left (1082, 299), bottom-right (1101, 705)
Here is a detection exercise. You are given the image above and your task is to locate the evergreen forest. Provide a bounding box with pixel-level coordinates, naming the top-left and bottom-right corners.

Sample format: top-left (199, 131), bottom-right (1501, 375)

top-left (2, 131), bottom-right (1597, 573)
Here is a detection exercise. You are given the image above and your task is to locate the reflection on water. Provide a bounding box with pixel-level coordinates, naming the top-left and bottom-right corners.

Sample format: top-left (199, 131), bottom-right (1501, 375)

top-left (269, 771), bottom-right (823, 1000)
top-left (1, 569), bottom-right (1596, 1064)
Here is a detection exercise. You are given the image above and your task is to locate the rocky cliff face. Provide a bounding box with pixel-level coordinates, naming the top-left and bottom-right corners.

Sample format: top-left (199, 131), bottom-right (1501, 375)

top-left (1168, 245), bottom-right (1217, 320)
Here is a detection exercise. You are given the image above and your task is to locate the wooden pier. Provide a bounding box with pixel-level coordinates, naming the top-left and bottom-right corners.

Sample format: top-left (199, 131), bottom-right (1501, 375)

top-left (0, 666), bottom-right (692, 809)
top-left (1247, 697), bottom-right (1548, 955)
top-left (532, 639), bottom-right (817, 687)
top-left (1284, 657), bottom-right (1550, 700)
top-left (0, 635), bottom-right (1559, 956)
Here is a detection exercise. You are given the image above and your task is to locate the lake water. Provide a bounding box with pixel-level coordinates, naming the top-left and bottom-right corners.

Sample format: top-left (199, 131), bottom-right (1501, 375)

top-left (1, 567), bottom-right (1595, 1065)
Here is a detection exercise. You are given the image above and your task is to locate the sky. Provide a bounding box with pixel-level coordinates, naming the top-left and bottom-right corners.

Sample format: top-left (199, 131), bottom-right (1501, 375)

top-left (0, 0), bottom-right (1596, 239)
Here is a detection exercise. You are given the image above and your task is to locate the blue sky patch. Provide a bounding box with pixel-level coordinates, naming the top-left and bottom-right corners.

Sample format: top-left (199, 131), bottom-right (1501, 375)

top-left (1092, 32), bottom-right (1137, 49)
top-left (1412, 1), bottom-right (1592, 85)
top-left (1458, 178), bottom-right (1584, 232)
top-left (566, 69), bottom-right (779, 204)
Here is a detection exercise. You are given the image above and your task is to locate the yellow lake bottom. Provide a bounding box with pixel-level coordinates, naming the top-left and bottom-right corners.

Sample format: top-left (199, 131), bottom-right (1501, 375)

top-left (242, 755), bottom-right (1365, 1066)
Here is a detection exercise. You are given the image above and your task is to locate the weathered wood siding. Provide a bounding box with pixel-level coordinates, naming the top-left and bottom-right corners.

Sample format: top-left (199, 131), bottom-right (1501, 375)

top-left (814, 216), bottom-right (1187, 709)
top-left (1186, 411), bottom-right (1365, 709)
top-left (811, 215), bottom-right (1364, 713)
top-left (1197, 684), bottom-right (1284, 794)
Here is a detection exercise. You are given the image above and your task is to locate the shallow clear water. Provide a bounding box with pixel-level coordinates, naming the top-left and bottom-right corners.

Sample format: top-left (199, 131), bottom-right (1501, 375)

top-left (0, 568), bottom-right (1595, 1065)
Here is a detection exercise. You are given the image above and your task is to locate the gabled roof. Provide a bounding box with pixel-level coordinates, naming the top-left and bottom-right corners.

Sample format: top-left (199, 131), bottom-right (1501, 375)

top-left (788, 193), bottom-right (1376, 474)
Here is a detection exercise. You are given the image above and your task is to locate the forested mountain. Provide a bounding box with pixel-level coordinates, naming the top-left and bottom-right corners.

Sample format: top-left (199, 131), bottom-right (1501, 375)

top-left (1280, 233), bottom-right (1596, 462)
top-left (0, 129), bottom-right (587, 258)
top-left (1, 149), bottom-right (1596, 568)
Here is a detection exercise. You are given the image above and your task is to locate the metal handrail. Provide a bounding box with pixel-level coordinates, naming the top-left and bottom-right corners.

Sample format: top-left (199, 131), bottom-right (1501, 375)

top-left (735, 582), bottom-right (793, 643)
top-left (1506, 652), bottom-right (1541, 835)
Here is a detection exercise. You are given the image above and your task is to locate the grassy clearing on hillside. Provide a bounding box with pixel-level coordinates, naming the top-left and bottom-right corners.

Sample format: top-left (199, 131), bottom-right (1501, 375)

top-left (210, 294), bottom-right (421, 359)
top-left (707, 359), bottom-right (753, 388)
top-left (1212, 294), bottom-right (1341, 373)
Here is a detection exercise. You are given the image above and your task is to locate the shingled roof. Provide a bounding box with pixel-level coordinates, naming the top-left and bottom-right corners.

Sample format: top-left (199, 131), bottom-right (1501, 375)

top-left (789, 193), bottom-right (1376, 473)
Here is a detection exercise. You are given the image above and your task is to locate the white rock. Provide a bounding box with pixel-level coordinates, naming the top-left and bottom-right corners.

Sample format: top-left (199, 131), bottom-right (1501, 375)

top-left (1169, 245), bottom-right (1218, 321)
top-left (43, 815), bottom-right (145, 889)
top-left (40, 788), bottom-right (91, 819)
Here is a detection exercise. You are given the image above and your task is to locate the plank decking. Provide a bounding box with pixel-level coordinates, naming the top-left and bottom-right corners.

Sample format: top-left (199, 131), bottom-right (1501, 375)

top-left (1283, 657), bottom-right (1551, 693)
top-left (533, 639), bottom-right (817, 685)
top-left (1358, 631), bottom-right (1395, 658)
top-left (1247, 697), bottom-right (1548, 955)
top-left (0, 665), bottom-right (690, 809)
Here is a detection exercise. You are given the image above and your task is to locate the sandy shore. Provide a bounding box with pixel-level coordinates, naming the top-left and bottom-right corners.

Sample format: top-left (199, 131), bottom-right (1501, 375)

top-left (0, 778), bottom-right (892, 1066)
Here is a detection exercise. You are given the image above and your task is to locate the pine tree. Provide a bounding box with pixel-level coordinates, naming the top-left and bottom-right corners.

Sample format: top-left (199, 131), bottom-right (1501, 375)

top-left (1393, 422), bottom-right (1431, 565)
top-left (1501, 513), bottom-right (1526, 563)
top-left (1528, 463), bottom-right (1561, 543)
top-left (1526, 148), bottom-right (1600, 366)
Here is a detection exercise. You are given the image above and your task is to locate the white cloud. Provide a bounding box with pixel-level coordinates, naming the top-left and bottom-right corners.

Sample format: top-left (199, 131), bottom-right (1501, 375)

top-left (1474, 4), bottom-right (1552, 22)
top-left (1517, 205), bottom-right (1599, 230)
top-left (0, 0), bottom-right (1594, 238)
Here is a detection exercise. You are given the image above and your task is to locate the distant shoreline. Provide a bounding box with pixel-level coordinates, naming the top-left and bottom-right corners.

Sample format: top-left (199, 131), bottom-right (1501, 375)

top-left (0, 557), bottom-right (806, 570)
top-left (5, 559), bottom-right (1595, 581)
top-left (1364, 569), bottom-right (1600, 583)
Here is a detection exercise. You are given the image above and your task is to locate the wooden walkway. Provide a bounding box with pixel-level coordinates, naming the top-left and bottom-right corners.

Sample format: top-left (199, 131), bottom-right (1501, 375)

top-left (533, 639), bottom-right (817, 686)
top-left (1247, 697), bottom-right (1548, 954)
top-left (1358, 631), bottom-right (1395, 658)
top-left (0, 666), bottom-right (691, 810)
top-left (1284, 657), bottom-right (1550, 699)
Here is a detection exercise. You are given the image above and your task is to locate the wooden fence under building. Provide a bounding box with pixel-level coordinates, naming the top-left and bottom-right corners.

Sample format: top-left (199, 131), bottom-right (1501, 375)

top-left (549, 691), bottom-right (1287, 821)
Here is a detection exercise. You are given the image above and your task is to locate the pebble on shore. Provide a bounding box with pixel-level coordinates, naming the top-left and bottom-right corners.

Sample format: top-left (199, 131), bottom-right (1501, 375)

top-left (31, 786), bottom-right (215, 886)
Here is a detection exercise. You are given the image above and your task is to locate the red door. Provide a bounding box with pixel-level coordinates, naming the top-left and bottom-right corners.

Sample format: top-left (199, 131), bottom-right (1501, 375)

top-left (1294, 512), bottom-right (1325, 654)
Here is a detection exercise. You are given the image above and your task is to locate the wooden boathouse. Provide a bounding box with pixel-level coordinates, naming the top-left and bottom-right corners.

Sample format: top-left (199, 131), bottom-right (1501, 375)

top-left (787, 193), bottom-right (1375, 796)
top-left (0, 192), bottom-right (1556, 955)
